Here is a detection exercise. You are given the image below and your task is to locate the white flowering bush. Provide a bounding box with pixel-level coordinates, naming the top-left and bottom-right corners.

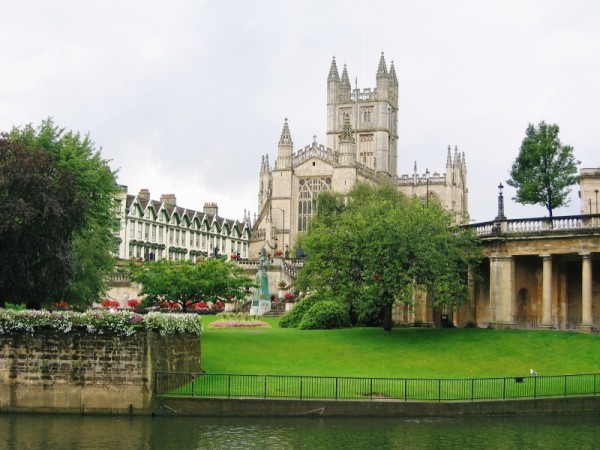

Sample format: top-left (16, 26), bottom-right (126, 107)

top-left (209, 312), bottom-right (269, 328)
top-left (0, 309), bottom-right (202, 336)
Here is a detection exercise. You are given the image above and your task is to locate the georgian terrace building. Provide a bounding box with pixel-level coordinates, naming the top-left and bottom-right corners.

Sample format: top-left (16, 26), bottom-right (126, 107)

top-left (113, 187), bottom-right (251, 262)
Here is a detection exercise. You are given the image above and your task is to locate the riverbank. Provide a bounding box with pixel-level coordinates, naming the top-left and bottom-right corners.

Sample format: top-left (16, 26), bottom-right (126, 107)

top-left (153, 395), bottom-right (600, 417)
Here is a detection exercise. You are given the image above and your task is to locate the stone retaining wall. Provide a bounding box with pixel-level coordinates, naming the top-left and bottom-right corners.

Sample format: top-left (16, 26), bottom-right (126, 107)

top-left (0, 330), bottom-right (201, 414)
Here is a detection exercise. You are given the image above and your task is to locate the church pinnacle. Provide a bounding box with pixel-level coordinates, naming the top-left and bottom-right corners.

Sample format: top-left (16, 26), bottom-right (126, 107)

top-left (328, 56), bottom-right (340, 81)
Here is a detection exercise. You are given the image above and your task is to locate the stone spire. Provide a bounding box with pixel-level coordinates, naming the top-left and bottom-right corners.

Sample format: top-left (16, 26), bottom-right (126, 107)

top-left (340, 64), bottom-right (351, 101)
top-left (328, 56), bottom-right (340, 81)
top-left (446, 145), bottom-right (453, 167)
top-left (328, 56), bottom-right (341, 104)
top-left (389, 60), bottom-right (398, 84)
top-left (276, 118), bottom-right (293, 169)
top-left (376, 52), bottom-right (388, 77)
top-left (376, 52), bottom-right (389, 101)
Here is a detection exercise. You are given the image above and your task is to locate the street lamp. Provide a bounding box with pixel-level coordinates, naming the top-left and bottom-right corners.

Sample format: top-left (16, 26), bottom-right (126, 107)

top-left (595, 189), bottom-right (599, 214)
top-left (496, 183), bottom-right (506, 220)
top-left (425, 168), bottom-right (430, 208)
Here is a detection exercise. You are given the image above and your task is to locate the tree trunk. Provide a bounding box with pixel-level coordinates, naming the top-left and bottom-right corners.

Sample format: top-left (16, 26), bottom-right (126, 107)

top-left (382, 302), bottom-right (393, 331)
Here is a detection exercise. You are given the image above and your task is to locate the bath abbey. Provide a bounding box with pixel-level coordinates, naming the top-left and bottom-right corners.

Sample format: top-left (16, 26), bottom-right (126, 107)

top-left (250, 54), bottom-right (468, 256)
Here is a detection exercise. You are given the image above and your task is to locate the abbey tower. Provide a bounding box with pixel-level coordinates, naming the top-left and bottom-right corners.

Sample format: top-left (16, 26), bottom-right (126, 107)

top-left (251, 53), bottom-right (469, 257)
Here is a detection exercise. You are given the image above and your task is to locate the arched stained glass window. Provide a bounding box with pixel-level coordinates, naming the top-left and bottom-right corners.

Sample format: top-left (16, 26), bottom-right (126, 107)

top-left (297, 178), bottom-right (330, 231)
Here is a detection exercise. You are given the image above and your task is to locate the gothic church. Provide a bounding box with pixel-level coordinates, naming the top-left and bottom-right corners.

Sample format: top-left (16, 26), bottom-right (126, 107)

top-left (251, 53), bottom-right (469, 256)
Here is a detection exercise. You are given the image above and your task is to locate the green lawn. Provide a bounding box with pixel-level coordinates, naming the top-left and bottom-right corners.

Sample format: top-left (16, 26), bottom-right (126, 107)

top-left (201, 316), bottom-right (600, 379)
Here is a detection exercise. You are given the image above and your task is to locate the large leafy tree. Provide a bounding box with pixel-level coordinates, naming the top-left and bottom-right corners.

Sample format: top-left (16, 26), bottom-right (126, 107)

top-left (507, 121), bottom-right (579, 218)
top-left (0, 135), bottom-right (87, 307)
top-left (296, 182), bottom-right (481, 331)
top-left (1, 119), bottom-right (119, 308)
top-left (130, 259), bottom-right (255, 312)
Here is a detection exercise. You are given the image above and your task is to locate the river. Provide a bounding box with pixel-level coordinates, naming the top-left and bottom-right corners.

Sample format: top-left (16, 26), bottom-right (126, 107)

top-left (1, 413), bottom-right (599, 449)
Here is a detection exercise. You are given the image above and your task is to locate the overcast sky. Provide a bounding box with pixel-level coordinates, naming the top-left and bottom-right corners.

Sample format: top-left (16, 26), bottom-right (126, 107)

top-left (2, 0), bottom-right (599, 223)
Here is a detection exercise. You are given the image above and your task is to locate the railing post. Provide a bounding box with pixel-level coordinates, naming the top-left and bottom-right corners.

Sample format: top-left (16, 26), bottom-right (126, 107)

top-left (264, 375), bottom-right (267, 399)
top-left (534, 376), bottom-right (537, 398)
top-left (300, 376), bottom-right (303, 400)
top-left (192, 378), bottom-right (195, 397)
top-left (471, 378), bottom-right (474, 402)
top-left (503, 377), bottom-right (506, 400)
top-left (438, 379), bottom-right (441, 402)
top-left (370, 378), bottom-right (373, 401)
top-left (404, 379), bottom-right (407, 402)
top-left (335, 377), bottom-right (338, 401)
top-left (564, 375), bottom-right (567, 397)
top-left (228, 374), bottom-right (231, 398)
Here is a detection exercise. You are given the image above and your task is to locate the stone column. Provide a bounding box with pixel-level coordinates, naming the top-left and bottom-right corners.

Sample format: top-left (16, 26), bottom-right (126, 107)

top-left (489, 255), bottom-right (515, 328)
top-left (466, 266), bottom-right (476, 325)
top-left (541, 254), bottom-right (553, 329)
top-left (581, 252), bottom-right (593, 331)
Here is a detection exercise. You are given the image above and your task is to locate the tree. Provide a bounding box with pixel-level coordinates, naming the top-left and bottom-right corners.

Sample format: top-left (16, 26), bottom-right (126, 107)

top-left (130, 259), bottom-right (255, 312)
top-left (7, 119), bottom-right (120, 307)
top-left (0, 135), bottom-right (87, 307)
top-left (295, 182), bottom-right (481, 331)
top-left (507, 121), bottom-right (580, 218)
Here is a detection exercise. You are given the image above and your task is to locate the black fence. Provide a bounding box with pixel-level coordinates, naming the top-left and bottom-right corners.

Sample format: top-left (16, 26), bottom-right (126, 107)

top-left (154, 372), bottom-right (600, 402)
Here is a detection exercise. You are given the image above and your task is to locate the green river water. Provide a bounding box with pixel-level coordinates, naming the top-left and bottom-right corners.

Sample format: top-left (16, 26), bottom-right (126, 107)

top-left (1, 412), bottom-right (599, 449)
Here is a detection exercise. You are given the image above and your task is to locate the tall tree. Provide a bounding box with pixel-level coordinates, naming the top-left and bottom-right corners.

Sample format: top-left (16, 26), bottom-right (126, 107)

top-left (0, 135), bottom-right (87, 307)
top-left (130, 259), bottom-right (255, 312)
top-left (296, 182), bottom-right (481, 331)
top-left (507, 121), bottom-right (579, 218)
top-left (2, 119), bottom-right (119, 308)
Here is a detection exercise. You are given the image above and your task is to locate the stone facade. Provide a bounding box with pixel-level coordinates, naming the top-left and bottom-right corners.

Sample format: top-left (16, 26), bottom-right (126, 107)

top-left (113, 188), bottom-right (251, 263)
top-left (251, 53), bottom-right (468, 256)
top-left (0, 330), bottom-right (201, 414)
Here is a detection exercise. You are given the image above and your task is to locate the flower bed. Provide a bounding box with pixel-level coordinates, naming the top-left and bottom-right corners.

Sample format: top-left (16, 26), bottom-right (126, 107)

top-left (0, 309), bottom-right (203, 336)
top-left (209, 312), bottom-right (269, 328)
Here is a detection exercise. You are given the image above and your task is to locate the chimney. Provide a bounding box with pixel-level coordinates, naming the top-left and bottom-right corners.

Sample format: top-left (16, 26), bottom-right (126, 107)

top-left (203, 202), bottom-right (218, 216)
top-left (138, 189), bottom-right (150, 203)
top-left (160, 194), bottom-right (177, 208)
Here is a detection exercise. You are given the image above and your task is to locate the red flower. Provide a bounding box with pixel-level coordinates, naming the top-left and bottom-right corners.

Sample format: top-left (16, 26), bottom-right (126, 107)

top-left (127, 298), bottom-right (141, 307)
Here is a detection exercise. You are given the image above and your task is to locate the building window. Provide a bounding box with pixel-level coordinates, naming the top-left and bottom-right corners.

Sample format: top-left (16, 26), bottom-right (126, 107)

top-left (361, 106), bottom-right (373, 124)
top-left (359, 134), bottom-right (374, 167)
top-left (145, 223), bottom-right (150, 240)
top-left (159, 226), bottom-right (164, 243)
top-left (297, 178), bottom-right (330, 232)
top-left (152, 225), bottom-right (157, 242)
top-left (182, 231), bottom-right (186, 246)
top-left (137, 222), bottom-right (142, 239)
top-left (129, 222), bottom-right (135, 238)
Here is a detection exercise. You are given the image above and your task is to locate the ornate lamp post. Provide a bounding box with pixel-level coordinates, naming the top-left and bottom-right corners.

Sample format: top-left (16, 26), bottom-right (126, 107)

top-left (495, 183), bottom-right (506, 220)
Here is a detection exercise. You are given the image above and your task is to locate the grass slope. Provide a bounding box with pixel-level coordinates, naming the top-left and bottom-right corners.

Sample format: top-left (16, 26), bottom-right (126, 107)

top-left (201, 317), bottom-right (600, 378)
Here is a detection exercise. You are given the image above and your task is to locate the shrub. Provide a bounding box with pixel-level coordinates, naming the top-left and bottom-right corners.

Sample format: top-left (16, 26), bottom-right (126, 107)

top-left (279, 292), bottom-right (339, 328)
top-left (298, 300), bottom-right (351, 330)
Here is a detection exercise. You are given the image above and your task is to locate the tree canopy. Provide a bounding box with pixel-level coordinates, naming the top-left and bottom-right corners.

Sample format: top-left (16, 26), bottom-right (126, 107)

top-left (295, 182), bottom-right (481, 330)
top-left (130, 259), bottom-right (255, 312)
top-left (0, 119), bottom-right (119, 308)
top-left (507, 121), bottom-right (579, 218)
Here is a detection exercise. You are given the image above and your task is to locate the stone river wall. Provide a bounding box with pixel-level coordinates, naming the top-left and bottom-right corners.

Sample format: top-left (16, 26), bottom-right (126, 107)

top-left (0, 330), bottom-right (201, 415)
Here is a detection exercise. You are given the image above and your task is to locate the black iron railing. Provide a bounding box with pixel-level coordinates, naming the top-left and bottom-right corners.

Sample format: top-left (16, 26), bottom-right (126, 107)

top-left (154, 372), bottom-right (600, 402)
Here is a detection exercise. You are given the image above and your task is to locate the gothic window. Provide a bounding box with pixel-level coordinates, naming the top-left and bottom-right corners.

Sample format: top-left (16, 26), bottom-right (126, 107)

top-left (297, 178), bottom-right (331, 232)
top-left (361, 106), bottom-right (373, 125)
top-left (359, 134), bottom-right (374, 167)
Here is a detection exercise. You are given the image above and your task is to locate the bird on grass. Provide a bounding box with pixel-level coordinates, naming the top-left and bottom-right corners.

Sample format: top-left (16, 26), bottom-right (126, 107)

top-left (530, 369), bottom-right (538, 376)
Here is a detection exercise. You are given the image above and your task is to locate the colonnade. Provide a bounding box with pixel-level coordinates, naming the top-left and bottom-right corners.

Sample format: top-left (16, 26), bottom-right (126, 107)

top-left (487, 252), bottom-right (595, 330)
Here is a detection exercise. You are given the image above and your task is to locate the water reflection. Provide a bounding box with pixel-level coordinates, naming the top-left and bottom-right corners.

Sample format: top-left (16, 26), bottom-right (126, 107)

top-left (1, 413), bottom-right (599, 449)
